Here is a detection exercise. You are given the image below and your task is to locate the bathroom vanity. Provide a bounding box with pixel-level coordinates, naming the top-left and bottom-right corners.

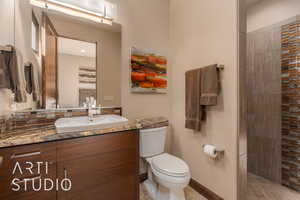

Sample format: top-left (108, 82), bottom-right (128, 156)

top-left (0, 110), bottom-right (168, 200)
top-left (0, 129), bottom-right (139, 200)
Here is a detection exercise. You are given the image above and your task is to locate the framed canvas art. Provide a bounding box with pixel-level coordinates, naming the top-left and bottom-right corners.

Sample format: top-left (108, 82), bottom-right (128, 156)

top-left (130, 47), bottom-right (167, 93)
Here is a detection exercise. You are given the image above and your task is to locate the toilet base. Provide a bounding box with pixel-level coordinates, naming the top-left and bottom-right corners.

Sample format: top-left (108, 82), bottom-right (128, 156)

top-left (143, 179), bottom-right (186, 200)
top-left (156, 184), bottom-right (186, 200)
top-left (169, 188), bottom-right (186, 200)
top-left (143, 179), bottom-right (158, 200)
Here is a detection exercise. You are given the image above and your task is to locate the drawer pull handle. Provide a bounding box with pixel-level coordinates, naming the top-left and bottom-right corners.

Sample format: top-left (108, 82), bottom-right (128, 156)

top-left (11, 151), bottom-right (41, 159)
top-left (0, 156), bottom-right (3, 166)
top-left (64, 169), bottom-right (67, 188)
top-left (12, 176), bottom-right (41, 185)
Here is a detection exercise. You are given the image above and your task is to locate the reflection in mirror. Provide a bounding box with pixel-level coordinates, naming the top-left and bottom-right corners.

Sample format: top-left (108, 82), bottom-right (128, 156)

top-left (57, 37), bottom-right (97, 108)
top-left (0, 0), bottom-right (121, 114)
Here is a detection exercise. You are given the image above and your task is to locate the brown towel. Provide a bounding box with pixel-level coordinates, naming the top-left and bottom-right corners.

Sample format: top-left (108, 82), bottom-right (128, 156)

top-left (24, 63), bottom-right (33, 94)
top-left (24, 62), bottom-right (40, 102)
top-left (0, 46), bottom-right (26, 102)
top-left (0, 53), bottom-right (12, 89)
top-left (200, 64), bottom-right (219, 106)
top-left (31, 65), bottom-right (40, 102)
top-left (185, 68), bottom-right (205, 131)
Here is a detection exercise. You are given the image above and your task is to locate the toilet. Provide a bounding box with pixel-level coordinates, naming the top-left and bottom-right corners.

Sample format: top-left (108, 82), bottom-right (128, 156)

top-left (140, 127), bottom-right (191, 200)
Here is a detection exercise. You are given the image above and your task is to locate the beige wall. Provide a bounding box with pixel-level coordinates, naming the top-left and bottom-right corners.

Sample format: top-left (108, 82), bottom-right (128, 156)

top-left (58, 53), bottom-right (96, 108)
top-left (0, 0), bottom-right (14, 46)
top-left (49, 15), bottom-right (122, 108)
top-left (247, 0), bottom-right (300, 32)
top-left (169, 0), bottom-right (239, 199)
top-left (117, 0), bottom-right (170, 120)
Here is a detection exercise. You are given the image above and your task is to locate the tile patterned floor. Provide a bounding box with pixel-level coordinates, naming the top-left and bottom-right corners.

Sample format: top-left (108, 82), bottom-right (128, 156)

top-left (140, 174), bottom-right (300, 200)
top-left (140, 184), bottom-right (207, 200)
top-left (247, 173), bottom-right (300, 200)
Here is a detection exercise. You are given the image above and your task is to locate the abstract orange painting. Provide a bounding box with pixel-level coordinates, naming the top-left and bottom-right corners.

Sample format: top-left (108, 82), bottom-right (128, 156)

top-left (130, 48), bottom-right (167, 93)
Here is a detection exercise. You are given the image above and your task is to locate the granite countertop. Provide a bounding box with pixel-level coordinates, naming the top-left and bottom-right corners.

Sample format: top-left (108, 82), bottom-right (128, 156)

top-left (0, 117), bottom-right (169, 148)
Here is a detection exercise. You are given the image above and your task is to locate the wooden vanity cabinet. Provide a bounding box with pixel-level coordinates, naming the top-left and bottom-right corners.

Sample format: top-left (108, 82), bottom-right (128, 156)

top-left (0, 130), bottom-right (139, 200)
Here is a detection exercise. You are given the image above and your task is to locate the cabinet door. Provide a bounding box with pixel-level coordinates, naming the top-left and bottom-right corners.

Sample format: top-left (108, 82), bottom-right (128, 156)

top-left (57, 130), bottom-right (139, 200)
top-left (0, 142), bottom-right (57, 200)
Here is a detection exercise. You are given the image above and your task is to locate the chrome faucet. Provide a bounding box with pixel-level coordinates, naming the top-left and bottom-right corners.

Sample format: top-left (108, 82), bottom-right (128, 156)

top-left (85, 97), bottom-right (98, 121)
top-left (98, 105), bottom-right (102, 115)
top-left (88, 107), bottom-right (96, 122)
top-left (88, 106), bottom-right (102, 122)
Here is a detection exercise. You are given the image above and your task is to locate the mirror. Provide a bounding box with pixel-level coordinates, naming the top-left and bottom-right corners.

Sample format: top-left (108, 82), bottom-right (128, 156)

top-left (57, 37), bottom-right (97, 108)
top-left (0, 0), bottom-right (121, 111)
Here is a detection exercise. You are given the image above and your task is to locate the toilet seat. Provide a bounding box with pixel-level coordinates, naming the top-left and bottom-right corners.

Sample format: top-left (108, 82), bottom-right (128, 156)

top-left (151, 153), bottom-right (189, 178)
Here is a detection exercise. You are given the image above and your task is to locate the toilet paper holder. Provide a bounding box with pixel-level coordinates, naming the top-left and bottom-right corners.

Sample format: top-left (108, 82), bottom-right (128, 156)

top-left (202, 144), bottom-right (225, 159)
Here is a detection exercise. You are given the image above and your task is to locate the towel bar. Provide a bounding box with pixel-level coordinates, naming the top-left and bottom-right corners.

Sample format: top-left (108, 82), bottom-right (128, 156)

top-left (217, 64), bottom-right (225, 70)
top-left (0, 45), bottom-right (12, 52)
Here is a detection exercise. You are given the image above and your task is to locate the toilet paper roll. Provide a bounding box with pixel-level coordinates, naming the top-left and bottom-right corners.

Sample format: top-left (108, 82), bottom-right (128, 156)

top-left (203, 145), bottom-right (217, 158)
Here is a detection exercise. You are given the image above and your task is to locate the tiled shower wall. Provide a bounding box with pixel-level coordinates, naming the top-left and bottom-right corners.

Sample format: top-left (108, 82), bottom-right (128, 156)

top-left (282, 21), bottom-right (300, 191)
top-left (247, 24), bottom-right (282, 183)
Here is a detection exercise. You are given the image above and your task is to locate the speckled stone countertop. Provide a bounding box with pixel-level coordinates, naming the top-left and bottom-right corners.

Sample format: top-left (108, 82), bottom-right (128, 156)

top-left (0, 117), bottom-right (168, 148)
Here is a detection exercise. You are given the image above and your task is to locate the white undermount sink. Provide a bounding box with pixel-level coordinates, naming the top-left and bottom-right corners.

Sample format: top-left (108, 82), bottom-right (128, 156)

top-left (55, 115), bottom-right (129, 133)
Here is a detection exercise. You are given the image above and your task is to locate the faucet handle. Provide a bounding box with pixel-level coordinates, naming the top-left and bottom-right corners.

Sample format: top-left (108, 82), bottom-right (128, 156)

top-left (97, 105), bottom-right (102, 115)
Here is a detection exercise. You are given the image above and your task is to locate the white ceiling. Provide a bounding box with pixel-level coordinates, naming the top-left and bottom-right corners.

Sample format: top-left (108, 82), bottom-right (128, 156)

top-left (53, 0), bottom-right (106, 15)
top-left (32, 0), bottom-right (122, 32)
top-left (47, 11), bottom-right (122, 33)
top-left (58, 37), bottom-right (96, 58)
top-left (246, 0), bottom-right (262, 7)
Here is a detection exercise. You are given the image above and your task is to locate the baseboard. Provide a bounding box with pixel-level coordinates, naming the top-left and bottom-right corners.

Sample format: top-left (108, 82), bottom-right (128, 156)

top-left (189, 179), bottom-right (223, 200)
top-left (139, 173), bottom-right (148, 183)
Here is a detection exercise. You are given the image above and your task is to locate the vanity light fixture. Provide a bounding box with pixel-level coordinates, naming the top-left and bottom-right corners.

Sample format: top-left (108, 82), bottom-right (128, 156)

top-left (80, 49), bottom-right (86, 53)
top-left (30, 0), bottom-right (114, 25)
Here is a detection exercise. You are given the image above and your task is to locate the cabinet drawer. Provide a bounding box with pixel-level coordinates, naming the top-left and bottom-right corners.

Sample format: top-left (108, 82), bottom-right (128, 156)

top-left (0, 142), bottom-right (57, 199)
top-left (0, 142), bottom-right (57, 177)
top-left (57, 130), bottom-right (139, 162)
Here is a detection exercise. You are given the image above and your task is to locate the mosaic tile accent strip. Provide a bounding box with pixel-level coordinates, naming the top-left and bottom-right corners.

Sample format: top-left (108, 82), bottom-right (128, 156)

top-left (0, 107), bottom-right (122, 134)
top-left (281, 21), bottom-right (300, 191)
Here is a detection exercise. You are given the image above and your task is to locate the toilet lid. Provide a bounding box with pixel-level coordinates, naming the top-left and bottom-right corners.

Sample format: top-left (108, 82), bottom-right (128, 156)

top-left (151, 153), bottom-right (189, 177)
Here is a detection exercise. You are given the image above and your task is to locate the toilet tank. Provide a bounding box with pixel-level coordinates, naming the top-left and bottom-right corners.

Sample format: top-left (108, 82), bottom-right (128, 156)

top-left (140, 126), bottom-right (167, 158)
